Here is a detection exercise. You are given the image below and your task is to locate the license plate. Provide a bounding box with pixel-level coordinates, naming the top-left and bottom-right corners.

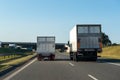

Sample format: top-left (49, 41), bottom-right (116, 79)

top-left (85, 49), bottom-right (95, 51)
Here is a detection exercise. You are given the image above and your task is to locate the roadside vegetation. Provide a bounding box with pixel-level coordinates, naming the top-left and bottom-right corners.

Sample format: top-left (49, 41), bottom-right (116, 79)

top-left (0, 55), bottom-right (21, 62)
top-left (0, 48), bottom-right (36, 73)
top-left (0, 54), bottom-right (36, 72)
top-left (0, 48), bottom-right (33, 62)
top-left (99, 45), bottom-right (120, 59)
top-left (99, 32), bottom-right (120, 59)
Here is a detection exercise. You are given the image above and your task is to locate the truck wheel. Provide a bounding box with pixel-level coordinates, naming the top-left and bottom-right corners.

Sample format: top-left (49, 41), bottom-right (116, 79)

top-left (51, 55), bottom-right (55, 60)
top-left (37, 54), bottom-right (42, 61)
top-left (73, 53), bottom-right (78, 61)
top-left (70, 54), bottom-right (73, 60)
top-left (92, 52), bottom-right (97, 61)
top-left (50, 54), bottom-right (55, 61)
top-left (75, 55), bottom-right (79, 62)
top-left (70, 56), bottom-right (73, 60)
top-left (73, 53), bottom-right (76, 61)
top-left (92, 57), bottom-right (97, 61)
top-left (70, 52), bottom-right (73, 60)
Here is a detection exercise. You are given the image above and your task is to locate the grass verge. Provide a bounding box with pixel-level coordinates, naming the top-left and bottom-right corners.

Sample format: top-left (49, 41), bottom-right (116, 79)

top-left (98, 45), bottom-right (120, 59)
top-left (0, 65), bottom-right (11, 72)
top-left (0, 55), bottom-right (22, 62)
top-left (0, 54), bottom-right (36, 73)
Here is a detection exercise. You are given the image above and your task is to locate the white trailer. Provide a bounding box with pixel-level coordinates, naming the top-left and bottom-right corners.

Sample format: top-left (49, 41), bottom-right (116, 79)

top-left (37, 36), bottom-right (55, 61)
top-left (70, 24), bottom-right (102, 61)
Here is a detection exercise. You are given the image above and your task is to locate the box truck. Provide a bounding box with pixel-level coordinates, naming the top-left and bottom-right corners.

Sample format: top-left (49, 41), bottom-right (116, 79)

top-left (70, 24), bottom-right (102, 61)
top-left (37, 36), bottom-right (55, 61)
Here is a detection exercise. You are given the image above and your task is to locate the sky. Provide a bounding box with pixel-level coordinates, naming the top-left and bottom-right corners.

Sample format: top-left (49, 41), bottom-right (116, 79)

top-left (0, 0), bottom-right (120, 43)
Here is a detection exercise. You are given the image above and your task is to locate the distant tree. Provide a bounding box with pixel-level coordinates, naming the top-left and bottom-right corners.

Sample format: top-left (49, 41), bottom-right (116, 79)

top-left (112, 43), bottom-right (118, 46)
top-left (102, 32), bottom-right (112, 46)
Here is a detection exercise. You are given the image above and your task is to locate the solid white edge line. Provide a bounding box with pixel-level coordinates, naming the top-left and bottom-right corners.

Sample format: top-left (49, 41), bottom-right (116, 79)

top-left (3, 59), bottom-right (37, 80)
top-left (108, 63), bottom-right (120, 66)
top-left (88, 74), bottom-right (98, 80)
top-left (69, 62), bottom-right (75, 66)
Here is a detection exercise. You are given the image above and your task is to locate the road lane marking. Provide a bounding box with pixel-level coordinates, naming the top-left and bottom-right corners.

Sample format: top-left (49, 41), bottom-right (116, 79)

top-left (69, 62), bottom-right (75, 66)
top-left (108, 63), bottom-right (120, 67)
top-left (88, 74), bottom-right (98, 80)
top-left (3, 59), bottom-right (37, 80)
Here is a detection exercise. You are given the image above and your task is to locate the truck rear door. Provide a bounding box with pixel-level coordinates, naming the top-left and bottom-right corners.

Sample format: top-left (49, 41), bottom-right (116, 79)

top-left (80, 37), bottom-right (99, 48)
top-left (77, 26), bottom-right (101, 49)
top-left (46, 37), bottom-right (55, 53)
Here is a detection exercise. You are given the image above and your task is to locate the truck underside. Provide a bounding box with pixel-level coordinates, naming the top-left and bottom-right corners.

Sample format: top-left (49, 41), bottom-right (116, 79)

top-left (37, 53), bottom-right (55, 61)
top-left (70, 51), bottom-right (98, 61)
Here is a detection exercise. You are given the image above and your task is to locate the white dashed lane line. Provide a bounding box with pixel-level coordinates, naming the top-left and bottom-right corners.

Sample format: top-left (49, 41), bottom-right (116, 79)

top-left (69, 62), bottom-right (75, 66)
top-left (88, 74), bottom-right (98, 80)
top-left (108, 63), bottom-right (120, 67)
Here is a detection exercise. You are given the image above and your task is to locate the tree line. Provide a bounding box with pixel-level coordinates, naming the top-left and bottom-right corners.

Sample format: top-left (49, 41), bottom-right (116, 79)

top-left (102, 32), bottom-right (112, 46)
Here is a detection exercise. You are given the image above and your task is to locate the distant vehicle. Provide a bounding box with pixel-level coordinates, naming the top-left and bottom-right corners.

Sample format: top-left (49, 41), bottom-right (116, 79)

top-left (9, 44), bottom-right (16, 48)
top-left (69, 24), bottom-right (102, 61)
top-left (37, 36), bottom-right (55, 61)
top-left (65, 44), bottom-right (70, 53)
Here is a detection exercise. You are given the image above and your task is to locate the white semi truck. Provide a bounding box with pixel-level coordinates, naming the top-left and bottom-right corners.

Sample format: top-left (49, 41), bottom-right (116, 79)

top-left (37, 36), bottom-right (55, 61)
top-left (70, 24), bottom-right (102, 61)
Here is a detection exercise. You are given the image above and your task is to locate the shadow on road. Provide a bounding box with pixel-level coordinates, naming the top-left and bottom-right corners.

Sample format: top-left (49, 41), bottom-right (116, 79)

top-left (38, 57), bottom-right (120, 63)
top-left (42, 59), bottom-right (70, 61)
top-left (55, 59), bottom-right (71, 61)
top-left (97, 58), bottom-right (120, 63)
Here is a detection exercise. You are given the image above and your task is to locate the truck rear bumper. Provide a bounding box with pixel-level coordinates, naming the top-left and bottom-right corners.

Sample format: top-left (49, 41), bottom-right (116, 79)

top-left (37, 54), bottom-right (55, 61)
top-left (70, 51), bottom-right (97, 61)
top-left (37, 53), bottom-right (55, 57)
top-left (78, 48), bottom-right (102, 52)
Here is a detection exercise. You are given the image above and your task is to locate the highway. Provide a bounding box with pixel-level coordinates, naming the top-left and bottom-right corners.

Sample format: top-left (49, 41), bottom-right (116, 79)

top-left (1, 53), bottom-right (120, 80)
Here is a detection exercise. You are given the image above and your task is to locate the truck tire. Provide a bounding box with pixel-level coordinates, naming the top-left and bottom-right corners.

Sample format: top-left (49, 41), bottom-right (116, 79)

top-left (70, 54), bottom-right (73, 60)
top-left (50, 54), bottom-right (55, 61)
top-left (75, 54), bottom-right (79, 62)
top-left (91, 57), bottom-right (97, 61)
top-left (70, 56), bottom-right (73, 60)
top-left (73, 53), bottom-right (76, 61)
top-left (37, 54), bottom-right (42, 61)
top-left (91, 51), bottom-right (97, 61)
top-left (73, 53), bottom-right (79, 62)
top-left (70, 52), bottom-right (73, 60)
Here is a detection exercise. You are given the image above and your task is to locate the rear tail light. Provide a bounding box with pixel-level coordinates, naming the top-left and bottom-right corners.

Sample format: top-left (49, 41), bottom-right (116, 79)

top-left (99, 38), bottom-right (102, 48)
top-left (77, 39), bottom-right (80, 49)
top-left (99, 42), bottom-right (102, 48)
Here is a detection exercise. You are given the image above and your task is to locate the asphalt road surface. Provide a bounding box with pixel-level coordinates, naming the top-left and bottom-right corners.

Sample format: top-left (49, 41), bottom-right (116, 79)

top-left (1, 53), bottom-right (120, 80)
